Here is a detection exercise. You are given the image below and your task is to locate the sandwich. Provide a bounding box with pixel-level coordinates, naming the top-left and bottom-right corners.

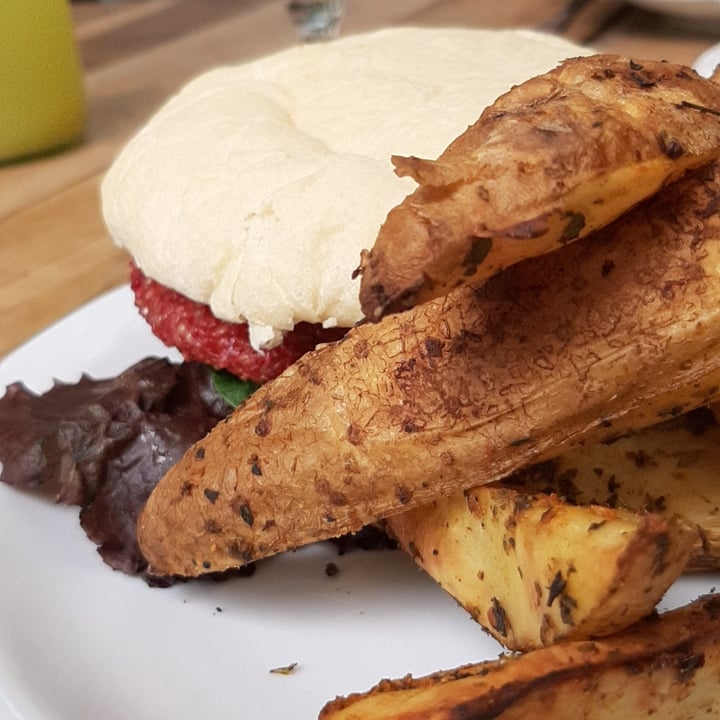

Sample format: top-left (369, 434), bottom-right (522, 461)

top-left (100, 27), bottom-right (590, 384)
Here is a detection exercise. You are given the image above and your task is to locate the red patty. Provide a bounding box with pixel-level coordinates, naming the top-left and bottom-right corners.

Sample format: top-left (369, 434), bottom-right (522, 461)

top-left (130, 265), bottom-right (348, 383)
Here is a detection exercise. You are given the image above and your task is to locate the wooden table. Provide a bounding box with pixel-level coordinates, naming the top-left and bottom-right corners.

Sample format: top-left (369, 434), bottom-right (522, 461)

top-left (2, 0), bottom-right (719, 359)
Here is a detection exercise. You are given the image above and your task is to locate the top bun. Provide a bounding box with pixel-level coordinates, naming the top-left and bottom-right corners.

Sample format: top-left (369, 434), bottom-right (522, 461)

top-left (101, 27), bottom-right (587, 350)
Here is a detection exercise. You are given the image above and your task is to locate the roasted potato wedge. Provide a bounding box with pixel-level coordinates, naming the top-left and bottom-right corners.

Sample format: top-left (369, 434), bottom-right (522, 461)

top-left (138, 164), bottom-right (720, 578)
top-left (358, 55), bottom-right (720, 319)
top-left (384, 407), bottom-right (720, 651)
top-left (386, 487), bottom-right (696, 650)
top-left (505, 407), bottom-right (720, 571)
top-left (319, 594), bottom-right (720, 720)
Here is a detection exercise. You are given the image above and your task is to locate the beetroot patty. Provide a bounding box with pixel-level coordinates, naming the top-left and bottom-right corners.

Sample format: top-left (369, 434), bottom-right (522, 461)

top-left (130, 265), bottom-right (347, 383)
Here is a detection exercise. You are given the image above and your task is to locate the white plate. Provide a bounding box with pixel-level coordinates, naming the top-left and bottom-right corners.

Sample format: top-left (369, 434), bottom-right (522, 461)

top-left (0, 287), bottom-right (717, 720)
top-left (694, 41), bottom-right (720, 77)
top-left (629, 0), bottom-right (720, 19)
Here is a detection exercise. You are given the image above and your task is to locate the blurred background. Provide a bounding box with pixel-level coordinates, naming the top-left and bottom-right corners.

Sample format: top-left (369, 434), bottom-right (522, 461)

top-left (2, 0), bottom-right (720, 358)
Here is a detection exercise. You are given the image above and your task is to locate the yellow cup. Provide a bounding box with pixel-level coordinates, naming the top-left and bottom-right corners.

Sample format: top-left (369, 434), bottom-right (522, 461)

top-left (0, 0), bottom-right (87, 163)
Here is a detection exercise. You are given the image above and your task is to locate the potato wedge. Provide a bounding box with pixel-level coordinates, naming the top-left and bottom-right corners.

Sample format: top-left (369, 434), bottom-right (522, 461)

top-left (383, 408), bottom-right (720, 651)
top-left (138, 163), bottom-right (720, 578)
top-left (318, 594), bottom-right (720, 720)
top-left (357, 55), bottom-right (720, 319)
top-left (385, 487), bottom-right (696, 650)
top-left (505, 407), bottom-right (720, 571)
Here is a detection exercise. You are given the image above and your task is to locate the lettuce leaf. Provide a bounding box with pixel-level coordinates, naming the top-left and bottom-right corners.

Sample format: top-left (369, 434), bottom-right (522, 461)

top-left (211, 369), bottom-right (260, 408)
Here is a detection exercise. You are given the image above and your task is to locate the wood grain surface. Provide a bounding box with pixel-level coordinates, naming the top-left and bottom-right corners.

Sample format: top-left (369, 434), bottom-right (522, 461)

top-left (1, 0), bottom-right (718, 359)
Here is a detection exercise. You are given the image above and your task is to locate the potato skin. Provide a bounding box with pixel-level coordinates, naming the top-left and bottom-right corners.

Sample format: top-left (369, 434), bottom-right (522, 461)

top-left (358, 54), bottom-right (720, 319)
top-left (138, 163), bottom-right (720, 578)
top-left (318, 595), bottom-right (720, 720)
